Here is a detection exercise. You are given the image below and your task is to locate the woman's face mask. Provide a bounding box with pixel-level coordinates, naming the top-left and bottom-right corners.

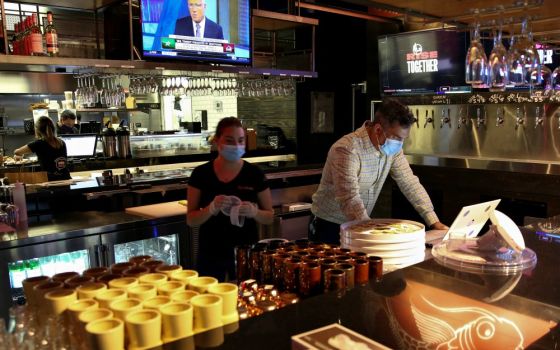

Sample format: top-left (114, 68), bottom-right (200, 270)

top-left (219, 144), bottom-right (246, 161)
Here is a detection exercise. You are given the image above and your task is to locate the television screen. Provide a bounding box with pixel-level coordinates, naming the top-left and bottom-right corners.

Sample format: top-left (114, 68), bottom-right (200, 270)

top-left (378, 30), bottom-right (471, 95)
top-left (140, 0), bottom-right (251, 65)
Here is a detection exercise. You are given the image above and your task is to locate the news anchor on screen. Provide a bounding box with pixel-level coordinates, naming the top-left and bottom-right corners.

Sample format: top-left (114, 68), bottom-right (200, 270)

top-left (175, 0), bottom-right (224, 40)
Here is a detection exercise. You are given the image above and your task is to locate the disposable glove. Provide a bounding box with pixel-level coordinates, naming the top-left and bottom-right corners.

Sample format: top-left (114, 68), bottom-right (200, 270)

top-left (238, 201), bottom-right (258, 218)
top-left (208, 195), bottom-right (230, 216)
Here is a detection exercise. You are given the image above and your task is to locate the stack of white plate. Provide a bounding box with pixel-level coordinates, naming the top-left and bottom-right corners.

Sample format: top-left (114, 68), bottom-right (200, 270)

top-left (340, 219), bottom-right (426, 268)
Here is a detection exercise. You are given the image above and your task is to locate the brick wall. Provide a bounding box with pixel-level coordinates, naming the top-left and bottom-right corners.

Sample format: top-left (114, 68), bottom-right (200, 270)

top-left (237, 95), bottom-right (296, 141)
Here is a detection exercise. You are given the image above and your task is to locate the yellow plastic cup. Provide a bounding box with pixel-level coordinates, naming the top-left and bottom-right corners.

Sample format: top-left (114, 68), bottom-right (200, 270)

top-left (44, 289), bottom-right (78, 316)
top-left (125, 309), bottom-right (163, 349)
top-left (22, 276), bottom-right (50, 308)
top-left (127, 284), bottom-right (158, 301)
top-left (188, 277), bottom-right (218, 294)
top-left (78, 308), bottom-right (114, 325)
top-left (138, 273), bottom-right (168, 287)
top-left (95, 289), bottom-right (127, 309)
top-left (86, 318), bottom-right (125, 350)
top-left (143, 295), bottom-right (172, 312)
top-left (208, 283), bottom-right (239, 324)
top-left (157, 281), bottom-right (186, 297)
top-left (170, 290), bottom-right (199, 304)
top-left (190, 294), bottom-right (223, 333)
top-left (108, 277), bottom-right (139, 292)
top-left (170, 269), bottom-right (198, 286)
top-left (77, 282), bottom-right (108, 300)
top-left (155, 264), bottom-right (183, 278)
top-left (109, 298), bottom-right (143, 323)
top-left (68, 298), bottom-right (99, 323)
top-left (160, 302), bottom-right (193, 343)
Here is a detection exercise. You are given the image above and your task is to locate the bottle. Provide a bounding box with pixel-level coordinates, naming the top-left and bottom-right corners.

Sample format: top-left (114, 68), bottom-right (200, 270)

top-left (24, 17), bottom-right (31, 56)
top-left (44, 11), bottom-right (59, 57)
top-left (30, 14), bottom-right (43, 56)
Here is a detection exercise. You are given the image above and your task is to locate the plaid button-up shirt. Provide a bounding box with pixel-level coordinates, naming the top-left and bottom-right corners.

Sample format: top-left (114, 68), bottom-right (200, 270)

top-left (311, 124), bottom-right (439, 226)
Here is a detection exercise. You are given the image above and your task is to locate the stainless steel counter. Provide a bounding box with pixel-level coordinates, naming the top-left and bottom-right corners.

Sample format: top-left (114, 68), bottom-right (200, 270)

top-left (406, 154), bottom-right (560, 176)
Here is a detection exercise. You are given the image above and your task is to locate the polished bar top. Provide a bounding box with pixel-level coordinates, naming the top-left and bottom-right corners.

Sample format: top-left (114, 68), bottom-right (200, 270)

top-left (0, 211), bottom-right (182, 250)
top-left (163, 225), bottom-right (560, 350)
top-left (23, 155), bottom-right (323, 196)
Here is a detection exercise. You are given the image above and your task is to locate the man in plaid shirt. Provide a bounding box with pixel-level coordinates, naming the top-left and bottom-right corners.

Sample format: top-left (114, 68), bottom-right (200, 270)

top-left (310, 99), bottom-right (448, 244)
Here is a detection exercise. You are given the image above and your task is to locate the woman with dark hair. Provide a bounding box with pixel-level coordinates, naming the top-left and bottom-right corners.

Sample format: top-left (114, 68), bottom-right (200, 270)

top-left (187, 116), bottom-right (274, 280)
top-left (14, 116), bottom-right (71, 181)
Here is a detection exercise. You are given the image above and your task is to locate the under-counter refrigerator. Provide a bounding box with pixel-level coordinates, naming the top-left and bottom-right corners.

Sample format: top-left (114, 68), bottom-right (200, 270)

top-left (0, 215), bottom-right (187, 322)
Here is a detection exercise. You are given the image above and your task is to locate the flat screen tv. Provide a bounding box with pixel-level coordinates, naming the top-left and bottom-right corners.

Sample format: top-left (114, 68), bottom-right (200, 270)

top-left (140, 0), bottom-right (251, 65)
top-left (378, 29), bottom-right (471, 95)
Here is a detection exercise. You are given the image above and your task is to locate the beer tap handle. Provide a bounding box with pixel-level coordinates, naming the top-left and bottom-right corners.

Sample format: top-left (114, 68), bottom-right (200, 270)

top-left (415, 109), bottom-right (419, 128)
top-left (515, 107), bottom-right (522, 131)
top-left (448, 108), bottom-right (452, 128)
top-left (431, 109), bottom-right (435, 129)
top-left (476, 107), bottom-right (481, 128)
top-left (423, 110), bottom-right (429, 128)
top-left (440, 109), bottom-right (445, 128)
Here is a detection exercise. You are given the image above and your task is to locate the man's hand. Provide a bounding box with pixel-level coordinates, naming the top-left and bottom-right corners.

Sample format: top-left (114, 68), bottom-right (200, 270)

top-left (430, 222), bottom-right (449, 230)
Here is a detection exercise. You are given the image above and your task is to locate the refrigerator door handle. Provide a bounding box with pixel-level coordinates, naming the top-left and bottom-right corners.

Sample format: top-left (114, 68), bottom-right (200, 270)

top-left (95, 244), bottom-right (110, 267)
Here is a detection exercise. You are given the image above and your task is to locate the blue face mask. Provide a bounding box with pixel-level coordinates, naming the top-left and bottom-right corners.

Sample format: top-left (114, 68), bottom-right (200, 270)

top-left (220, 144), bottom-right (245, 161)
top-left (380, 138), bottom-right (403, 156)
top-left (376, 128), bottom-right (403, 156)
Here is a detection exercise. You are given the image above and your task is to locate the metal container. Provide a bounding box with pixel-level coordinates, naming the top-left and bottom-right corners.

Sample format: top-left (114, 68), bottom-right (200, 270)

top-left (116, 127), bottom-right (131, 159)
top-left (102, 126), bottom-right (117, 158)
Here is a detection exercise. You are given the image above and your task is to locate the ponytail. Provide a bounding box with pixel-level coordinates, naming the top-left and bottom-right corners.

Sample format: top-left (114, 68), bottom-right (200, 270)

top-left (35, 116), bottom-right (63, 149)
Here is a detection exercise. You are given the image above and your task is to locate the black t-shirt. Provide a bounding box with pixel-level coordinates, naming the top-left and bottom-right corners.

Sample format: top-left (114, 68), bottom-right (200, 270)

top-left (58, 124), bottom-right (79, 134)
top-left (28, 139), bottom-right (71, 181)
top-left (188, 160), bottom-right (269, 279)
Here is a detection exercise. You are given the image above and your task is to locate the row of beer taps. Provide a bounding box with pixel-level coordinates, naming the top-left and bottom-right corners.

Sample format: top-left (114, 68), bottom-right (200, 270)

top-left (415, 105), bottom-right (557, 130)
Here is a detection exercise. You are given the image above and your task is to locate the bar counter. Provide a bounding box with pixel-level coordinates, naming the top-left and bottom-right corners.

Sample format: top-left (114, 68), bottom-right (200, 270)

top-left (161, 224), bottom-right (560, 350)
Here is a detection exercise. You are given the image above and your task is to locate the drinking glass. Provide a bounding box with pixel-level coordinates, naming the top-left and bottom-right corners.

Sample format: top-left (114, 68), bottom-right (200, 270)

top-left (507, 18), bottom-right (540, 87)
top-left (488, 24), bottom-right (508, 91)
top-left (552, 66), bottom-right (560, 91)
top-left (465, 16), bottom-right (488, 87)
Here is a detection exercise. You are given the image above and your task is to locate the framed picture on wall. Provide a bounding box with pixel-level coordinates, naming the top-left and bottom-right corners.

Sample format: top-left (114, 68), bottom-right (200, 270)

top-left (311, 91), bottom-right (334, 134)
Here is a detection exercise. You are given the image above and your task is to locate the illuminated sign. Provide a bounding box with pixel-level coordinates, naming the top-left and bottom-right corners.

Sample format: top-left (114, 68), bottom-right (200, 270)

top-left (406, 43), bottom-right (439, 74)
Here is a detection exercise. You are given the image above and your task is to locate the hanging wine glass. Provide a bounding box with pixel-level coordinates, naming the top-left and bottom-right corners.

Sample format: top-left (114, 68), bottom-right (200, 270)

top-left (552, 66), bottom-right (560, 91)
top-left (531, 64), bottom-right (552, 95)
top-left (465, 10), bottom-right (488, 87)
top-left (507, 17), bottom-right (540, 87)
top-left (488, 19), bottom-right (509, 91)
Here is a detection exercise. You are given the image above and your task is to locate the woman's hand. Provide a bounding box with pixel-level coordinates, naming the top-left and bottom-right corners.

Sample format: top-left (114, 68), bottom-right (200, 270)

top-left (208, 195), bottom-right (231, 215)
top-left (238, 201), bottom-right (258, 218)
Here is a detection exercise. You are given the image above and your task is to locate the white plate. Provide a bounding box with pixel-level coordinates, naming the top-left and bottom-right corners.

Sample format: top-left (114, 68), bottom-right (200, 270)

top-left (345, 245), bottom-right (426, 258)
top-left (383, 252), bottom-right (426, 266)
top-left (340, 218), bottom-right (425, 243)
top-left (341, 237), bottom-right (424, 251)
top-left (341, 230), bottom-right (425, 243)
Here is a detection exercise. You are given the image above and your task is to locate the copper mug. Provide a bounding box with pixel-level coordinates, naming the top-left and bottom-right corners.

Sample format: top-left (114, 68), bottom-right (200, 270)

top-left (353, 258), bottom-right (369, 285)
top-left (299, 262), bottom-right (321, 297)
top-left (272, 253), bottom-right (290, 289)
top-left (235, 244), bottom-right (251, 282)
top-left (260, 250), bottom-right (275, 284)
top-left (324, 268), bottom-right (346, 297)
top-left (283, 257), bottom-right (302, 292)
top-left (334, 263), bottom-right (355, 289)
top-left (368, 256), bottom-right (383, 281)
